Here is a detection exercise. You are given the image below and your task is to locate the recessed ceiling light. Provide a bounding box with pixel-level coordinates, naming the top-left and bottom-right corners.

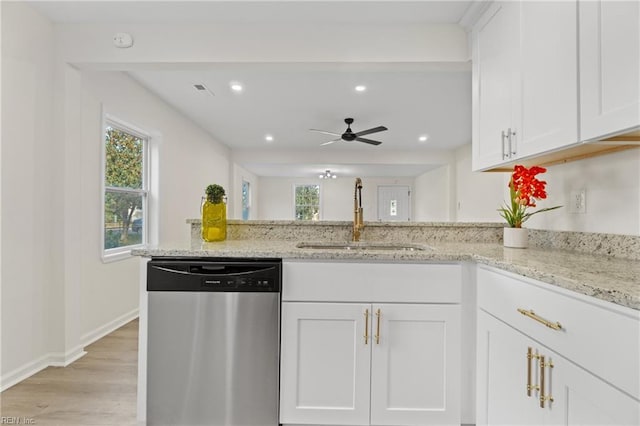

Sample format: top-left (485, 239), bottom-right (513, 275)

top-left (265, 135), bottom-right (274, 142)
top-left (355, 85), bottom-right (367, 92)
top-left (419, 135), bottom-right (429, 142)
top-left (230, 82), bottom-right (243, 92)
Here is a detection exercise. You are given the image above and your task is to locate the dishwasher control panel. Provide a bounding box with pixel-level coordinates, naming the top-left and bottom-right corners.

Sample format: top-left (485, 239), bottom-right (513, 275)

top-left (147, 258), bottom-right (281, 292)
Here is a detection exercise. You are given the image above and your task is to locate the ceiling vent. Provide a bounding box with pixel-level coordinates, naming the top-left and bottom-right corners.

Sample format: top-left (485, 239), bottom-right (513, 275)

top-left (193, 84), bottom-right (215, 96)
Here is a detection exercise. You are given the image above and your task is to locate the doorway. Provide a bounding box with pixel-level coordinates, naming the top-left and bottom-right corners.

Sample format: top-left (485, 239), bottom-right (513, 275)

top-left (377, 185), bottom-right (411, 221)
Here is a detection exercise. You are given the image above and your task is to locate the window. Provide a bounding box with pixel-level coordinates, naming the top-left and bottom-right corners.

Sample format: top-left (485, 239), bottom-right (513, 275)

top-left (242, 180), bottom-right (251, 220)
top-left (294, 184), bottom-right (320, 220)
top-left (102, 117), bottom-right (149, 259)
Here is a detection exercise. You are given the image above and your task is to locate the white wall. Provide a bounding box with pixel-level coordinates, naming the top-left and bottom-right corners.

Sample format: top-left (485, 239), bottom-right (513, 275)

top-left (1, 2), bottom-right (233, 389)
top-left (56, 22), bottom-right (469, 65)
top-left (452, 144), bottom-right (640, 235)
top-left (454, 144), bottom-right (504, 222)
top-left (414, 166), bottom-right (452, 221)
top-left (76, 70), bottom-right (230, 339)
top-left (1, 1), bottom-right (57, 387)
top-left (527, 149), bottom-right (640, 235)
top-left (258, 176), bottom-right (414, 221)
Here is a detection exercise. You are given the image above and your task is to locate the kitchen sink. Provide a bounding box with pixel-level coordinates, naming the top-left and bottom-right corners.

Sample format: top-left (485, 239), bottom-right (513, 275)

top-left (296, 241), bottom-right (431, 251)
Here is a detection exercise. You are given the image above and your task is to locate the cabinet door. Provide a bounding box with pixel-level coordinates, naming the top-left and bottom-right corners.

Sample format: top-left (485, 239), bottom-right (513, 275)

top-left (370, 304), bottom-right (460, 426)
top-left (472, 1), bottom-right (520, 171)
top-left (280, 302), bottom-right (371, 425)
top-left (552, 348), bottom-right (640, 426)
top-left (580, 0), bottom-right (640, 141)
top-left (518, 0), bottom-right (579, 157)
top-left (476, 311), bottom-right (560, 425)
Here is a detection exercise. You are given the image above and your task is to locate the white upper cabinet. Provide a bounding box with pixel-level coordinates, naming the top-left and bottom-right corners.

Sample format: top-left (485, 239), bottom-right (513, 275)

top-left (518, 0), bottom-right (578, 158)
top-left (579, 0), bottom-right (640, 141)
top-left (473, 0), bottom-right (578, 171)
top-left (472, 0), bottom-right (639, 171)
top-left (472, 1), bottom-right (520, 170)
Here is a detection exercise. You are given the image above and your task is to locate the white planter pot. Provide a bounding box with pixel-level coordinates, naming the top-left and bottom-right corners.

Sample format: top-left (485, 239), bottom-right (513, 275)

top-left (503, 227), bottom-right (528, 248)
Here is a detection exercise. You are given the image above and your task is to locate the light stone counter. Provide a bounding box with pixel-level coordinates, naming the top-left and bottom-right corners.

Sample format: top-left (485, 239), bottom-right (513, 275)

top-left (133, 238), bottom-right (640, 311)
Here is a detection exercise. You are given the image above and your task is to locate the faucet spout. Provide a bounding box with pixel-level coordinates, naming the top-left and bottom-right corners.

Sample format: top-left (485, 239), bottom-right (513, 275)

top-left (353, 178), bottom-right (364, 242)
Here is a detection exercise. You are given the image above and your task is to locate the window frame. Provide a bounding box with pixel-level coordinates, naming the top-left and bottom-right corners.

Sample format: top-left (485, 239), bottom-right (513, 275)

top-left (101, 114), bottom-right (150, 262)
top-left (293, 183), bottom-right (321, 221)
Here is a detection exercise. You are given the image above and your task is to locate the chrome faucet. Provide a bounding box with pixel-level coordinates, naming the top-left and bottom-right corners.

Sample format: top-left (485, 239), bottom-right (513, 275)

top-left (353, 178), bottom-right (364, 242)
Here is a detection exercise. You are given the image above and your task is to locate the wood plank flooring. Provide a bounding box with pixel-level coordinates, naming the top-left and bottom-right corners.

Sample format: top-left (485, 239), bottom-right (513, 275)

top-left (1, 319), bottom-right (139, 425)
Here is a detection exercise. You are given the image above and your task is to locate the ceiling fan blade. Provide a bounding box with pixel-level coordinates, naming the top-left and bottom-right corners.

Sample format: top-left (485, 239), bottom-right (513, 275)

top-left (355, 126), bottom-right (388, 137)
top-left (320, 138), bottom-right (342, 146)
top-left (310, 129), bottom-right (341, 137)
top-left (355, 137), bottom-right (382, 146)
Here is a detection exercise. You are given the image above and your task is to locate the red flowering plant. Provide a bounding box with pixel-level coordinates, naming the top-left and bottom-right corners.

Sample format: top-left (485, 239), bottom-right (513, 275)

top-left (498, 165), bottom-right (561, 228)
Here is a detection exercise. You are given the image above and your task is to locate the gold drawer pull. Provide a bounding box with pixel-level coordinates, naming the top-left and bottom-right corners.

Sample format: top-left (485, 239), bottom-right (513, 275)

top-left (518, 308), bottom-right (562, 331)
top-left (539, 354), bottom-right (554, 408)
top-left (364, 309), bottom-right (369, 345)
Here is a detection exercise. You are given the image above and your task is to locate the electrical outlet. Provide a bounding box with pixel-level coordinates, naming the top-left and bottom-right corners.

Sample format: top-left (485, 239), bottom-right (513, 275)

top-left (569, 189), bottom-right (586, 214)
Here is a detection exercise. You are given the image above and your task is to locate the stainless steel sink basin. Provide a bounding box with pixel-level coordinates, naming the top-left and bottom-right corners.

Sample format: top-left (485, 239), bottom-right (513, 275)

top-left (296, 242), bottom-right (431, 251)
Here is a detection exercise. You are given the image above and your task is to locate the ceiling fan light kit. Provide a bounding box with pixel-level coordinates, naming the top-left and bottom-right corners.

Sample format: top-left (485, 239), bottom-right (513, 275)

top-left (311, 117), bottom-right (387, 146)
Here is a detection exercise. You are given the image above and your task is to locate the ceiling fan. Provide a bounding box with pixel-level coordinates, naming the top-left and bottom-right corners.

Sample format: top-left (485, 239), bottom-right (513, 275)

top-left (310, 118), bottom-right (387, 146)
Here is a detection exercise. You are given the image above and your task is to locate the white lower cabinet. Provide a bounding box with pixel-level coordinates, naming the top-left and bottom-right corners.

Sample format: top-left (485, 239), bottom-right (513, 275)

top-left (370, 304), bottom-right (460, 426)
top-left (476, 266), bottom-right (640, 426)
top-left (280, 261), bottom-right (462, 426)
top-left (280, 302), bottom-right (460, 426)
top-left (280, 302), bottom-right (371, 425)
top-left (477, 310), bottom-right (639, 426)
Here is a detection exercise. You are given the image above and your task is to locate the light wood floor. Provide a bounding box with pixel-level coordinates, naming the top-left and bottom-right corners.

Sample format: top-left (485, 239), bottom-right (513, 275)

top-left (1, 319), bottom-right (139, 425)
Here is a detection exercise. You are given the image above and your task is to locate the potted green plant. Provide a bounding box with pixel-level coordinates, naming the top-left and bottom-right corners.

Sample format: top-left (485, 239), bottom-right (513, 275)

top-left (202, 184), bottom-right (227, 242)
top-left (498, 165), bottom-right (561, 248)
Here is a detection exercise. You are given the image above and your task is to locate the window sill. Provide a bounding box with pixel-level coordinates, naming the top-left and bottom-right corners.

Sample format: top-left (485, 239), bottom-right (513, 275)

top-left (102, 244), bottom-right (145, 263)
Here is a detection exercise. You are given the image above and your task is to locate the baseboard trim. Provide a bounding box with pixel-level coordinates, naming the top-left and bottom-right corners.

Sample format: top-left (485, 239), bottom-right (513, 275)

top-left (1, 308), bottom-right (139, 392)
top-left (81, 307), bottom-right (139, 347)
top-left (49, 345), bottom-right (87, 367)
top-left (1, 354), bottom-right (50, 392)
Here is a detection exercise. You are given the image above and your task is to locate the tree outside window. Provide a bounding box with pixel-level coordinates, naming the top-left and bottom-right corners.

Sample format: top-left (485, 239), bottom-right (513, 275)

top-left (295, 184), bottom-right (320, 220)
top-left (103, 121), bottom-right (148, 252)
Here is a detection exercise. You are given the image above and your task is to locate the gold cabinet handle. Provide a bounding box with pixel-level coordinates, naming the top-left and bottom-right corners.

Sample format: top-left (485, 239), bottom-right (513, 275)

top-left (527, 347), bottom-right (533, 396)
top-left (539, 355), bottom-right (554, 408)
top-left (374, 309), bottom-right (381, 345)
top-left (527, 347), bottom-right (540, 397)
top-left (518, 308), bottom-right (562, 331)
top-left (364, 309), bottom-right (369, 345)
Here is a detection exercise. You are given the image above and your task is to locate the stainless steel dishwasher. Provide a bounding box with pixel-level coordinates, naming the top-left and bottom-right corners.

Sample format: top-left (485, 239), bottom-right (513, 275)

top-left (146, 258), bottom-right (281, 426)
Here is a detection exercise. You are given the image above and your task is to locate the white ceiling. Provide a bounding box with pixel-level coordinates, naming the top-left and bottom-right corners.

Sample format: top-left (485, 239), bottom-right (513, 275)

top-left (29, 0), bottom-right (475, 177)
top-left (127, 63), bottom-right (471, 151)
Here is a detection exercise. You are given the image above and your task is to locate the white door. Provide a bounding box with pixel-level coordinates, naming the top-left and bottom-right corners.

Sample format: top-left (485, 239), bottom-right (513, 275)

top-left (472, 1), bottom-right (520, 170)
top-left (377, 186), bottom-right (410, 221)
top-left (279, 302), bottom-right (371, 425)
top-left (579, 0), bottom-right (640, 141)
top-left (518, 0), bottom-right (579, 158)
top-left (370, 304), bottom-right (461, 426)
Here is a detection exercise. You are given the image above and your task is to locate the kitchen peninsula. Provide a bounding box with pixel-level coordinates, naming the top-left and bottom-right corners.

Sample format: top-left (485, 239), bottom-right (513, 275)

top-left (134, 220), bottom-right (639, 426)
top-left (138, 220), bottom-right (639, 309)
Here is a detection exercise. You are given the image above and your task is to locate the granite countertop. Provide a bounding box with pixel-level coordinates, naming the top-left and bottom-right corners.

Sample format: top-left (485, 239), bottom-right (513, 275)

top-left (133, 239), bottom-right (640, 311)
